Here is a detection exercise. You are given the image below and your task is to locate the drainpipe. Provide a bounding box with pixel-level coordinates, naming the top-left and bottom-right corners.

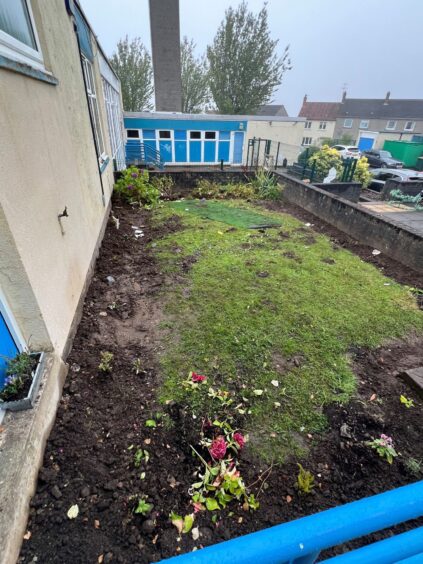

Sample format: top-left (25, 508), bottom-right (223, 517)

top-left (71, 18), bottom-right (106, 206)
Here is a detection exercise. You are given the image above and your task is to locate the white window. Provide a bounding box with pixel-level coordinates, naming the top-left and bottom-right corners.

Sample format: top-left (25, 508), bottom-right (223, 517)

top-left (386, 120), bottom-right (397, 130)
top-left (343, 119), bottom-right (353, 128)
top-left (102, 78), bottom-right (125, 170)
top-left (319, 121), bottom-right (327, 130)
top-left (304, 121), bottom-right (312, 129)
top-left (0, 0), bottom-right (44, 69)
top-left (360, 120), bottom-right (369, 129)
top-left (302, 137), bottom-right (312, 146)
top-left (82, 56), bottom-right (107, 165)
top-left (404, 121), bottom-right (415, 132)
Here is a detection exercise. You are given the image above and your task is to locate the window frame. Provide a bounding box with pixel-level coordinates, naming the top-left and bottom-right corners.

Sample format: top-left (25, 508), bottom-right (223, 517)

top-left (318, 121), bottom-right (327, 130)
top-left (302, 137), bottom-right (312, 146)
top-left (386, 120), bottom-right (397, 131)
top-left (359, 120), bottom-right (369, 129)
top-left (82, 55), bottom-right (108, 166)
top-left (304, 121), bottom-right (312, 129)
top-left (159, 130), bottom-right (171, 139)
top-left (127, 129), bottom-right (140, 139)
top-left (343, 118), bottom-right (353, 128)
top-left (404, 121), bottom-right (415, 132)
top-left (0, 0), bottom-right (44, 70)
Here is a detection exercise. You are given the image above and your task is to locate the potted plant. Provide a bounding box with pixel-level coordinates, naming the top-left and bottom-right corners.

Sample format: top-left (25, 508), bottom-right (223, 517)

top-left (0, 351), bottom-right (45, 411)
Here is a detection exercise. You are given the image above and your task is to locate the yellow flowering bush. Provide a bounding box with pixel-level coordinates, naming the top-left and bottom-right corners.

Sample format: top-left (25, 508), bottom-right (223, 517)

top-left (307, 145), bottom-right (343, 179)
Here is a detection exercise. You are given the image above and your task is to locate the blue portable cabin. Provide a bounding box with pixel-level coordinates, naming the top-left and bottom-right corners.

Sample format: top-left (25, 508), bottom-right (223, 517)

top-left (124, 112), bottom-right (248, 167)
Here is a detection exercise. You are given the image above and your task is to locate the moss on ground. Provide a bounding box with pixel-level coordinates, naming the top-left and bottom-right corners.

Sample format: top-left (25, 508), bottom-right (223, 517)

top-left (152, 200), bottom-right (423, 461)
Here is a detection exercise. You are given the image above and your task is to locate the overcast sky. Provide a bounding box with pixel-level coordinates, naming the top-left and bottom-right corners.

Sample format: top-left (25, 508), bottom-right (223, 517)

top-left (81, 0), bottom-right (423, 115)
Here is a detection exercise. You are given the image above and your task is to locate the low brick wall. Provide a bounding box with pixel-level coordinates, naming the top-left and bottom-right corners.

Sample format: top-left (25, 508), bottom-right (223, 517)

top-left (149, 169), bottom-right (255, 190)
top-left (381, 179), bottom-right (423, 200)
top-left (313, 182), bottom-right (361, 203)
top-left (275, 172), bottom-right (423, 273)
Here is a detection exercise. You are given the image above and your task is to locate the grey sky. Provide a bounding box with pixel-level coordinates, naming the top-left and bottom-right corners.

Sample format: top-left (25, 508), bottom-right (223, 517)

top-left (81, 0), bottom-right (423, 115)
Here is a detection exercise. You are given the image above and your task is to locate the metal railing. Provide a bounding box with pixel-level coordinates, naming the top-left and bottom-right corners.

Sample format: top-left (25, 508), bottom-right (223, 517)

top-left (158, 481), bottom-right (423, 564)
top-left (125, 140), bottom-right (164, 169)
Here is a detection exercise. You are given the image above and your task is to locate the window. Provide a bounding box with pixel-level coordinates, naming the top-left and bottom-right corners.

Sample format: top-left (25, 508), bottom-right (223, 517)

top-left (304, 121), bottom-right (312, 129)
top-left (302, 137), bottom-right (312, 146)
top-left (190, 131), bottom-right (201, 139)
top-left (386, 120), bottom-right (397, 130)
top-left (343, 119), bottom-right (353, 128)
top-left (0, 0), bottom-right (43, 69)
top-left (319, 121), bottom-right (327, 130)
top-left (404, 121), bottom-right (415, 132)
top-left (127, 130), bottom-right (139, 138)
top-left (205, 131), bottom-right (216, 139)
top-left (360, 120), bottom-right (369, 129)
top-left (82, 56), bottom-right (107, 164)
top-left (159, 130), bottom-right (171, 139)
top-left (103, 78), bottom-right (125, 170)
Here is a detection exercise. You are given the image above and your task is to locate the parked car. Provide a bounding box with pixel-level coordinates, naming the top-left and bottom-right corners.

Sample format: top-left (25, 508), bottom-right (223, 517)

top-left (368, 168), bottom-right (423, 192)
top-left (362, 149), bottom-right (403, 169)
top-left (332, 145), bottom-right (361, 159)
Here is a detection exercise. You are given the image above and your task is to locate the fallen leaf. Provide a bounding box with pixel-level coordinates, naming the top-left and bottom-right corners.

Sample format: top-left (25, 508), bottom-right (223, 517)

top-left (271, 380), bottom-right (279, 387)
top-left (152, 534), bottom-right (158, 545)
top-left (286, 495), bottom-right (292, 503)
top-left (238, 517), bottom-right (243, 524)
top-left (67, 504), bottom-right (79, 519)
top-left (274, 402), bottom-right (281, 408)
top-left (192, 527), bottom-right (200, 541)
top-left (253, 389), bottom-right (264, 396)
top-left (23, 531), bottom-right (31, 540)
top-left (372, 249), bottom-right (381, 256)
top-left (217, 231), bottom-right (224, 235)
top-left (144, 438), bottom-right (151, 445)
top-left (307, 433), bottom-right (313, 439)
top-left (94, 520), bottom-right (100, 529)
top-left (370, 393), bottom-right (377, 401)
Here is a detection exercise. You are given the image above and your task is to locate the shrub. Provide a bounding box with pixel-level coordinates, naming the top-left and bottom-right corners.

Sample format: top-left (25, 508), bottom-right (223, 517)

top-left (298, 146), bottom-right (320, 164)
top-left (353, 157), bottom-right (372, 188)
top-left (150, 174), bottom-right (174, 200)
top-left (225, 182), bottom-right (257, 200)
top-left (114, 166), bottom-right (160, 207)
top-left (249, 168), bottom-right (280, 200)
top-left (307, 145), bottom-right (343, 180)
top-left (192, 179), bottom-right (222, 199)
top-left (0, 352), bottom-right (37, 402)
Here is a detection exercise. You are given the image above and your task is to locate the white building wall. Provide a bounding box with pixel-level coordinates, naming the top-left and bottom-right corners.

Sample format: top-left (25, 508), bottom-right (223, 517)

top-left (245, 119), bottom-right (307, 165)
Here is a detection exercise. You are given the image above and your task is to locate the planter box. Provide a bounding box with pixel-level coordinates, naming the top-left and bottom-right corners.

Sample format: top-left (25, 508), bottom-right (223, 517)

top-left (0, 353), bottom-right (45, 411)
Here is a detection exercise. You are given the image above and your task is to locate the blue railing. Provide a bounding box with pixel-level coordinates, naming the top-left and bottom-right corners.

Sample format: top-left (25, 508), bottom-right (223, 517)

top-left (158, 481), bottom-right (423, 564)
top-left (125, 140), bottom-right (164, 169)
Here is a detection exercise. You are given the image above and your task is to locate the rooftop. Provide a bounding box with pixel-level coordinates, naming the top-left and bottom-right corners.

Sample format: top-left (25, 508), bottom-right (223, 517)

top-left (298, 101), bottom-right (340, 121)
top-left (124, 111), bottom-right (305, 123)
top-left (339, 97), bottom-right (423, 119)
top-left (255, 104), bottom-right (288, 117)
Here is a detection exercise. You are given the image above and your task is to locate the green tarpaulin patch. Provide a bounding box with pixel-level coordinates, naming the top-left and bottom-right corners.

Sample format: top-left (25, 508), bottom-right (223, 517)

top-left (170, 200), bottom-right (281, 229)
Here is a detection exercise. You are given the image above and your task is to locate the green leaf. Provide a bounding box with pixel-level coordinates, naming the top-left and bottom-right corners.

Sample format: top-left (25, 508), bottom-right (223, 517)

top-left (145, 419), bottom-right (157, 428)
top-left (183, 514), bottom-right (195, 533)
top-left (205, 497), bottom-right (220, 511)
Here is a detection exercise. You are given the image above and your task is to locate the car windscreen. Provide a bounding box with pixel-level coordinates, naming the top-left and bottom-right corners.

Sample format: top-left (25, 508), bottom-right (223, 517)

top-left (348, 147), bottom-right (359, 152)
top-left (379, 151), bottom-right (392, 158)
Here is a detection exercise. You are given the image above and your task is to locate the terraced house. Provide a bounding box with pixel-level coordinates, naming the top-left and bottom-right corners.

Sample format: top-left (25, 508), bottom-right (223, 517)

top-left (334, 92), bottom-right (423, 151)
top-left (298, 95), bottom-right (340, 147)
top-left (0, 0), bottom-right (124, 560)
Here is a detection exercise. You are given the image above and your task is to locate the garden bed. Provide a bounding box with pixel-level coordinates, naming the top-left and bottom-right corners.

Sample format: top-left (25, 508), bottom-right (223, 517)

top-left (19, 199), bottom-right (423, 563)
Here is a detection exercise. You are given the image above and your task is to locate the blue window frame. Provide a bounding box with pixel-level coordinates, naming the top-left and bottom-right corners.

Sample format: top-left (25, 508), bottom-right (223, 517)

top-left (0, 311), bottom-right (19, 389)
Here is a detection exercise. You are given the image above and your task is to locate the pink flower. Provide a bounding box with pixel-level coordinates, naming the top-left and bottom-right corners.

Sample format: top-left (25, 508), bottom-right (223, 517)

top-left (233, 432), bottom-right (245, 449)
top-left (209, 436), bottom-right (227, 460)
top-left (191, 372), bottom-right (206, 383)
top-left (380, 434), bottom-right (393, 447)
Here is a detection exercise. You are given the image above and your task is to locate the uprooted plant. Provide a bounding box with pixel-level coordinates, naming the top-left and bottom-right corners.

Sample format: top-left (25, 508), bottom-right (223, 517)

top-left (366, 434), bottom-right (398, 464)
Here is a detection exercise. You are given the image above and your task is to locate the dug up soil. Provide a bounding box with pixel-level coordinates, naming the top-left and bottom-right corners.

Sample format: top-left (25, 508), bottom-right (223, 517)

top-left (19, 200), bottom-right (423, 563)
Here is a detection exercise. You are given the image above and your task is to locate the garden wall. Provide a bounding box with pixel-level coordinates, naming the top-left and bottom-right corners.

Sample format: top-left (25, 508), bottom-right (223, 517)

top-left (148, 169), bottom-right (255, 190)
top-left (381, 179), bottom-right (423, 200)
top-left (276, 172), bottom-right (423, 273)
top-left (313, 182), bottom-right (361, 203)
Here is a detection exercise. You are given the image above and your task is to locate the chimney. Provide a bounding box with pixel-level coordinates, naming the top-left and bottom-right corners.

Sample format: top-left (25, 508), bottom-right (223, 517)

top-left (149, 0), bottom-right (182, 112)
top-left (342, 90), bottom-right (347, 103)
top-left (303, 94), bottom-right (308, 105)
top-left (384, 91), bottom-right (391, 105)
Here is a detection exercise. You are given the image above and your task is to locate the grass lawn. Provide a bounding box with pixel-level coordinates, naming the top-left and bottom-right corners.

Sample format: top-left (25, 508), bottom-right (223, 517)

top-left (153, 200), bottom-right (423, 462)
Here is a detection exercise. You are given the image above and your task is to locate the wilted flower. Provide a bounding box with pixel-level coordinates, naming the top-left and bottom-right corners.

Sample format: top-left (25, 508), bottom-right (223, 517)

top-left (131, 172), bottom-right (138, 178)
top-left (233, 432), bottom-right (245, 449)
top-left (191, 372), bottom-right (206, 383)
top-left (209, 436), bottom-right (227, 460)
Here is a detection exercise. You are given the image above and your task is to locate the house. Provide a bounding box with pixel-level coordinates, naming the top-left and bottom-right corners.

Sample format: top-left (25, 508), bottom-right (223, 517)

top-left (334, 92), bottom-right (423, 151)
top-left (124, 111), bottom-right (305, 167)
top-left (0, 0), bottom-right (124, 559)
top-left (298, 95), bottom-right (340, 147)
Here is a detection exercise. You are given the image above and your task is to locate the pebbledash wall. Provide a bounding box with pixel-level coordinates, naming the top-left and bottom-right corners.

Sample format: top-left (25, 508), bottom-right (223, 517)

top-left (0, 0), bottom-right (125, 377)
top-left (124, 112), bottom-right (306, 166)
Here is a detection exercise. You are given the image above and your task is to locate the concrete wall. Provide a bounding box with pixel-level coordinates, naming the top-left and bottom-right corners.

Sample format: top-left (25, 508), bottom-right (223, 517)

top-left (0, 0), bottom-right (115, 356)
top-left (276, 172), bottom-right (423, 273)
top-left (149, 0), bottom-right (182, 111)
top-left (334, 118), bottom-right (422, 148)
top-left (381, 179), bottom-right (423, 200)
top-left (313, 182), bottom-right (361, 203)
top-left (245, 119), bottom-right (306, 165)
